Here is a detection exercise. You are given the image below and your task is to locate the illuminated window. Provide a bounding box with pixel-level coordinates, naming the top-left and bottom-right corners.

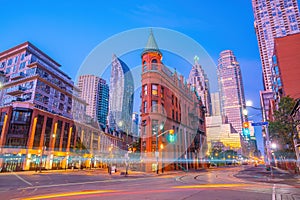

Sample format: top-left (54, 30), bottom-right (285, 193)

top-left (143, 84), bottom-right (148, 95)
top-left (152, 84), bottom-right (158, 96)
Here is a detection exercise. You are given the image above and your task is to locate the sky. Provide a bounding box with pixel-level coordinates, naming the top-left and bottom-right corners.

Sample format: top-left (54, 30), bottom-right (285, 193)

top-left (2, 0), bottom-right (293, 153)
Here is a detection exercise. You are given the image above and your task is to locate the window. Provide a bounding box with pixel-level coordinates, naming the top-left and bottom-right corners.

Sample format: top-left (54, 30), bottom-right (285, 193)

top-left (172, 110), bottom-right (174, 119)
top-left (23, 92), bottom-right (32, 101)
top-left (151, 100), bottom-right (158, 112)
top-left (12, 65), bottom-right (17, 73)
top-left (34, 93), bottom-right (43, 102)
top-left (0, 62), bottom-right (5, 69)
top-left (143, 101), bottom-right (147, 113)
top-left (5, 67), bottom-right (11, 74)
top-left (7, 59), bottom-right (12, 66)
top-left (59, 103), bottom-right (64, 111)
top-left (151, 59), bottom-right (158, 70)
top-left (152, 84), bottom-right (158, 96)
top-left (67, 106), bottom-right (71, 114)
top-left (45, 85), bottom-right (50, 94)
top-left (60, 93), bottom-right (65, 101)
top-left (143, 61), bottom-right (147, 72)
top-left (161, 86), bottom-right (164, 98)
top-left (54, 90), bottom-right (59, 98)
top-left (43, 96), bottom-right (49, 105)
top-left (19, 62), bottom-right (26, 70)
top-left (152, 120), bottom-right (158, 135)
top-left (143, 84), bottom-right (148, 95)
top-left (14, 56), bottom-right (18, 63)
top-left (21, 54), bottom-right (25, 61)
top-left (161, 103), bottom-right (164, 114)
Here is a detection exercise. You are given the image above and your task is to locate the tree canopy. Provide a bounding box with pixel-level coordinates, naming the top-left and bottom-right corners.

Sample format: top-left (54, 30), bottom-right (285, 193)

top-left (268, 96), bottom-right (296, 156)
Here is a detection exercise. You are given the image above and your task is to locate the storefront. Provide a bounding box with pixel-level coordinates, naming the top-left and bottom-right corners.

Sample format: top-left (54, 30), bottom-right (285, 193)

top-left (0, 153), bottom-right (25, 172)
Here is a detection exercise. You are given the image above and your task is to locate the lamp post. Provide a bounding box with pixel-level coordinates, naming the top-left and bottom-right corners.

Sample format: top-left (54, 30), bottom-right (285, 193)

top-left (245, 100), bottom-right (273, 176)
top-left (160, 143), bottom-right (164, 173)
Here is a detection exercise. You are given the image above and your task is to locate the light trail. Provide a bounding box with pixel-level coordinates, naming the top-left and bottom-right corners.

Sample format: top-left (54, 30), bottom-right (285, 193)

top-left (21, 190), bottom-right (119, 200)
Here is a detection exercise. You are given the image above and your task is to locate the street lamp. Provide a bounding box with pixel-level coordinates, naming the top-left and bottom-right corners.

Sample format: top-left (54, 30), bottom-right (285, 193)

top-left (160, 143), bottom-right (164, 173)
top-left (271, 143), bottom-right (277, 168)
top-left (245, 100), bottom-right (273, 175)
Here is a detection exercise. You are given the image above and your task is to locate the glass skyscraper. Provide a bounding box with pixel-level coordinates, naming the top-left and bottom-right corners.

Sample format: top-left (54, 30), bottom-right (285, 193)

top-left (217, 50), bottom-right (246, 135)
top-left (188, 56), bottom-right (212, 116)
top-left (108, 54), bottom-right (134, 133)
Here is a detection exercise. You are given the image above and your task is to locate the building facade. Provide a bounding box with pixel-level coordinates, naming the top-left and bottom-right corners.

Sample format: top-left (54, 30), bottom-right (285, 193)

top-left (108, 54), bottom-right (134, 133)
top-left (140, 31), bottom-right (207, 172)
top-left (0, 42), bottom-right (87, 122)
top-left (205, 115), bottom-right (242, 153)
top-left (210, 92), bottom-right (221, 116)
top-left (217, 50), bottom-right (246, 136)
top-left (188, 56), bottom-right (212, 116)
top-left (252, 0), bottom-right (300, 91)
top-left (0, 42), bottom-right (124, 172)
top-left (272, 33), bottom-right (300, 101)
top-left (77, 75), bottom-right (109, 129)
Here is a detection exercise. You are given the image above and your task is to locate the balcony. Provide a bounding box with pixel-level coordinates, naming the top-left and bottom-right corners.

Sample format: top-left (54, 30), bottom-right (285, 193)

top-left (10, 72), bottom-right (25, 80)
top-left (6, 86), bottom-right (26, 96)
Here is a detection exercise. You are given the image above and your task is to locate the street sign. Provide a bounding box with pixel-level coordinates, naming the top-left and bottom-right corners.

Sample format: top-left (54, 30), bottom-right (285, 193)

top-left (251, 121), bottom-right (269, 126)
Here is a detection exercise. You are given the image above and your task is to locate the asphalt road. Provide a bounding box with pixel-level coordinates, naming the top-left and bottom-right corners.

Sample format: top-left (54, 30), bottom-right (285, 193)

top-left (0, 165), bottom-right (299, 200)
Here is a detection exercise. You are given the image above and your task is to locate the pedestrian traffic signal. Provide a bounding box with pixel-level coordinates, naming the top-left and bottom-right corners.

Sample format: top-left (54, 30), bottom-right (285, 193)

top-left (242, 128), bottom-right (250, 136)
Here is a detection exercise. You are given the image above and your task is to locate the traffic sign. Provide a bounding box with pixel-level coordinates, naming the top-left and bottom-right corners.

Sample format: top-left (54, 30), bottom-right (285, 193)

top-left (251, 121), bottom-right (269, 126)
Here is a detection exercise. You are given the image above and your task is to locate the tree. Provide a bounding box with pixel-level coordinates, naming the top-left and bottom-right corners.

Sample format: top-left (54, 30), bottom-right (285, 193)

top-left (269, 96), bottom-right (296, 157)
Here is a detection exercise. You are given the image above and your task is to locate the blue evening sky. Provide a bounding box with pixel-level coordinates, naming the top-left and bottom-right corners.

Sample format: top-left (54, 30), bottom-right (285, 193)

top-left (2, 0), bottom-right (296, 153)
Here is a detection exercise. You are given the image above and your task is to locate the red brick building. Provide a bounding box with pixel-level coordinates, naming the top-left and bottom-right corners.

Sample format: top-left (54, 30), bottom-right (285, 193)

top-left (272, 33), bottom-right (300, 101)
top-left (140, 31), bottom-right (207, 172)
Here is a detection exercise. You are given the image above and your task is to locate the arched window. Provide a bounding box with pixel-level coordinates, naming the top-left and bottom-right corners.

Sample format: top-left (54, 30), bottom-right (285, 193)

top-left (151, 59), bottom-right (158, 70)
top-left (143, 61), bottom-right (147, 72)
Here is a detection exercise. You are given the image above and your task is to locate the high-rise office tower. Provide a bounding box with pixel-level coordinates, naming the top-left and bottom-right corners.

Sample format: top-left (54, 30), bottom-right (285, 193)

top-left (108, 54), bottom-right (134, 133)
top-left (131, 112), bottom-right (139, 136)
top-left (77, 75), bottom-right (109, 128)
top-left (188, 56), bottom-right (212, 116)
top-left (217, 50), bottom-right (246, 135)
top-left (252, 0), bottom-right (300, 90)
top-left (210, 92), bottom-right (221, 116)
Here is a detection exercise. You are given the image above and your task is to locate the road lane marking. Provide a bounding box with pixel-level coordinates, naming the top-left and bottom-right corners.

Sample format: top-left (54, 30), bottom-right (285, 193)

top-left (21, 190), bottom-right (118, 200)
top-left (174, 183), bottom-right (252, 189)
top-left (272, 184), bottom-right (276, 200)
top-left (13, 173), bottom-right (33, 186)
top-left (17, 177), bottom-right (151, 190)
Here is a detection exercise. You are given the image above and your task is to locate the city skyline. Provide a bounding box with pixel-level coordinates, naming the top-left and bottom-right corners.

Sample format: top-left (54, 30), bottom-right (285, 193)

top-left (1, 1), bottom-right (300, 153)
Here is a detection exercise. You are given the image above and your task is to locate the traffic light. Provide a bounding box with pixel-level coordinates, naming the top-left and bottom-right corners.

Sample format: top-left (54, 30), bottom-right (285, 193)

top-left (242, 122), bottom-right (250, 137)
top-left (167, 129), bottom-right (175, 143)
top-left (243, 122), bottom-right (250, 128)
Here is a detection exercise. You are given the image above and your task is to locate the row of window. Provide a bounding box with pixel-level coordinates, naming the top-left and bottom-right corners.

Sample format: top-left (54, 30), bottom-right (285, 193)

top-left (0, 54), bottom-right (26, 69)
